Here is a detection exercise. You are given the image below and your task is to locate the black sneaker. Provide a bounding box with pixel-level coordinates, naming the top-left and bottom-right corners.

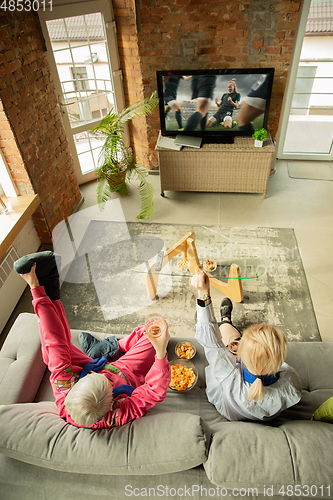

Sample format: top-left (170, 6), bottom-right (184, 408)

top-left (220, 297), bottom-right (233, 321)
top-left (14, 251), bottom-right (61, 301)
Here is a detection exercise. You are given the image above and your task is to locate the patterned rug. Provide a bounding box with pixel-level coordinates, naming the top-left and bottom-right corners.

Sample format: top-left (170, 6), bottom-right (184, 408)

top-left (59, 222), bottom-right (320, 342)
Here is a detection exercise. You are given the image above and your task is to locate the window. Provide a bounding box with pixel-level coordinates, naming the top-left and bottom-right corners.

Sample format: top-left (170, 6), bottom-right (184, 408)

top-left (70, 66), bottom-right (89, 92)
top-left (0, 150), bottom-right (18, 198)
top-left (39, 1), bottom-right (126, 183)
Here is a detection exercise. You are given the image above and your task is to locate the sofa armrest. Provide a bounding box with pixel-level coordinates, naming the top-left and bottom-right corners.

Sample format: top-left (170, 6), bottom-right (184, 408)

top-left (0, 313), bottom-right (45, 404)
top-left (286, 342), bottom-right (333, 392)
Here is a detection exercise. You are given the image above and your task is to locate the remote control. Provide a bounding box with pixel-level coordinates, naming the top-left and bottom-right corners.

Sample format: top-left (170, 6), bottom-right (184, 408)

top-left (155, 251), bottom-right (164, 272)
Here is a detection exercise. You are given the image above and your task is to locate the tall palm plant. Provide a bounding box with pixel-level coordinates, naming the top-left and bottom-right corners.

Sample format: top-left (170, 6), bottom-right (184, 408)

top-left (92, 91), bottom-right (159, 219)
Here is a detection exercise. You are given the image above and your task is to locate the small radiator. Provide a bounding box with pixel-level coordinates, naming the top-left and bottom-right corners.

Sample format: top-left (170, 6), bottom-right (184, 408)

top-left (0, 246), bottom-right (27, 333)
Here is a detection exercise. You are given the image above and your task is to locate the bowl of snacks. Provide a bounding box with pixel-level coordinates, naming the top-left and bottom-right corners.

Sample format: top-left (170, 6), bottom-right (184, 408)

top-left (169, 359), bottom-right (198, 392)
top-left (175, 341), bottom-right (196, 360)
top-left (203, 258), bottom-right (217, 272)
top-left (177, 256), bottom-right (190, 272)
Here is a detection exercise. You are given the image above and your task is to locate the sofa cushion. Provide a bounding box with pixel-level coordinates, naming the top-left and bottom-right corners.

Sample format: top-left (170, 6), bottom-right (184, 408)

top-left (204, 420), bottom-right (333, 493)
top-left (276, 388), bottom-right (333, 422)
top-left (0, 402), bottom-right (210, 475)
top-left (0, 313), bottom-right (45, 404)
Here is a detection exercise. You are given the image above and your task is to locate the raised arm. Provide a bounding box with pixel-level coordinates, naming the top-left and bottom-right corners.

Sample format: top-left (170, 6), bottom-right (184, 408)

top-left (191, 269), bottom-right (237, 381)
top-left (191, 269), bottom-right (223, 347)
top-left (115, 326), bottom-right (171, 425)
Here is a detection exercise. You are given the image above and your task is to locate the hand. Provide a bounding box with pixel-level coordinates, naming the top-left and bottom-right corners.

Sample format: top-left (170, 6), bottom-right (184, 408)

top-left (191, 269), bottom-right (210, 298)
top-left (145, 322), bottom-right (170, 360)
top-left (20, 262), bottom-right (40, 289)
top-left (79, 356), bottom-right (108, 380)
top-left (113, 384), bottom-right (135, 398)
top-left (228, 96), bottom-right (232, 103)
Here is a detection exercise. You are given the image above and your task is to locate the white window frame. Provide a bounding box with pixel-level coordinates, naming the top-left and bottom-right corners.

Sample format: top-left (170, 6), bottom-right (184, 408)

top-left (276, 0), bottom-right (333, 160)
top-left (0, 149), bottom-right (19, 197)
top-left (38, 0), bottom-right (127, 185)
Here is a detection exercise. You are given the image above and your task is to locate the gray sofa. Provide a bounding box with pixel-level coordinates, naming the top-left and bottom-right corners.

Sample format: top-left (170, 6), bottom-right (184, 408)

top-left (0, 312), bottom-right (333, 500)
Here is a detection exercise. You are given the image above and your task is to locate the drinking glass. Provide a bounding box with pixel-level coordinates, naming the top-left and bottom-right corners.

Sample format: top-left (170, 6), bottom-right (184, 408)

top-left (228, 340), bottom-right (240, 356)
top-left (145, 313), bottom-right (167, 338)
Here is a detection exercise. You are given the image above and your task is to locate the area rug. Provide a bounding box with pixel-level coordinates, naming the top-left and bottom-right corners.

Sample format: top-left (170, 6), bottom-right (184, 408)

top-left (59, 222), bottom-right (320, 342)
top-left (288, 161), bottom-right (333, 181)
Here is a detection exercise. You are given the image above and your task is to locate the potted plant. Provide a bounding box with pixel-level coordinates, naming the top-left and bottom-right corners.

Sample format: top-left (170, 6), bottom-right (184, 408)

top-left (252, 128), bottom-right (268, 147)
top-left (92, 92), bottom-right (159, 219)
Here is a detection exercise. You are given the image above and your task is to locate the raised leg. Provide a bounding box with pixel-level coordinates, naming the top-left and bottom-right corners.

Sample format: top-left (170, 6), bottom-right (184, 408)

top-left (219, 321), bottom-right (241, 346)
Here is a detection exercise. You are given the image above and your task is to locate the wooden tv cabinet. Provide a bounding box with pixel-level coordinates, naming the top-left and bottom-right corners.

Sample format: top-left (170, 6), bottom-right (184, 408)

top-left (156, 133), bottom-right (276, 199)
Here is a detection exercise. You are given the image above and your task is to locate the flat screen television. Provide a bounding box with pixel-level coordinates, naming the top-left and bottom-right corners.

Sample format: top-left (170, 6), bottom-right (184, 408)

top-left (156, 68), bottom-right (275, 144)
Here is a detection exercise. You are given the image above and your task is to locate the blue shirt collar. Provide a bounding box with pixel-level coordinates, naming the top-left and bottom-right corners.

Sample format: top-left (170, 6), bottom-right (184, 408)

top-left (240, 363), bottom-right (280, 386)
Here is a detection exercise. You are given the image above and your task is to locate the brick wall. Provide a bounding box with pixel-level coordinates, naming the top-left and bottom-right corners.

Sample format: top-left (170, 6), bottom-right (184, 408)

top-left (0, 0), bottom-right (304, 213)
top-left (0, 11), bottom-right (82, 243)
top-left (113, 0), bottom-right (302, 168)
top-left (112, 0), bottom-right (151, 167)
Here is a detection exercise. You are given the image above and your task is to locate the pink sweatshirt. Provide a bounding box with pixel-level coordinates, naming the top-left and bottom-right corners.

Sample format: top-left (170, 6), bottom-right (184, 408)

top-left (31, 287), bottom-right (171, 429)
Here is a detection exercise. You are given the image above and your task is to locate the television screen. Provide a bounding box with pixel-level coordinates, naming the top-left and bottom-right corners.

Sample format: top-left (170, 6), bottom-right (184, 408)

top-left (156, 68), bottom-right (275, 144)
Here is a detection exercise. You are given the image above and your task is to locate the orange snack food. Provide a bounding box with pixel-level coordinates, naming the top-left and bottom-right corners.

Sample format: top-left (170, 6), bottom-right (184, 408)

top-left (203, 258), bottom-right (216, 272)
top-left (169, 363), bottom-right (196, 391)
top-left (177, 257), bottom-right (190, 270)
top-left (176, 342), bottom-right (195, 359)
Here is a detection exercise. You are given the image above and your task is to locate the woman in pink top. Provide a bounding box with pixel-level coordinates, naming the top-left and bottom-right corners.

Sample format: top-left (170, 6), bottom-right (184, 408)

top-left (16, 252), bottom-right (171, 429)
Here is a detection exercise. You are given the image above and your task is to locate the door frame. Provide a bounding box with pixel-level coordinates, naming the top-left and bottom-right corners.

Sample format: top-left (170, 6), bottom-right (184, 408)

top-left (38, 0), bottom-right (126, 185)
top-left (275, 0), bottom-right (333, 161)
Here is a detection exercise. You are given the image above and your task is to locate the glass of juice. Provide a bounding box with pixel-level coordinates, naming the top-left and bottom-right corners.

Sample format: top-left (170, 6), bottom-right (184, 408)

top-left (228, 340), bottom-right (240, 356)
top-left (145, 314), bottom-right (167, 338)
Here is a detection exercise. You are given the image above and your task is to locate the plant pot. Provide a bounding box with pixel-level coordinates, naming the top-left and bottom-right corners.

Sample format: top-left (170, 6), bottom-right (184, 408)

top-left (254, 140), bottom-right (264, 148)
top-left (107, 169), bottom-right (127, 191)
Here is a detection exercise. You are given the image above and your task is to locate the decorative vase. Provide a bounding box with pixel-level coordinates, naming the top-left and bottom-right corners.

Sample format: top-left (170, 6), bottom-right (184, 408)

top-left (254, 140), bottom-right (264, 148)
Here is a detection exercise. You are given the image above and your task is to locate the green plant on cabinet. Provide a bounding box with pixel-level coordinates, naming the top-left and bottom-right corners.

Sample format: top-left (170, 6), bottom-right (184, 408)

top-left (252, 128), bottom-right (268, 142)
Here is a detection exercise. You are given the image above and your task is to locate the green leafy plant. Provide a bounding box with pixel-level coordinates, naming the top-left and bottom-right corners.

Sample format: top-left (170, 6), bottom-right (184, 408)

top-left (252, 128), bottom-right (268, 142)
top-left (92, 92), bottom-right (159, 220)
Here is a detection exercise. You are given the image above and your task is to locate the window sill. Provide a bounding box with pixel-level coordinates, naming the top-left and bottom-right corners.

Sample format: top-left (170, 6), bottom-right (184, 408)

top-left (0, 195), bottom-right (40, 261)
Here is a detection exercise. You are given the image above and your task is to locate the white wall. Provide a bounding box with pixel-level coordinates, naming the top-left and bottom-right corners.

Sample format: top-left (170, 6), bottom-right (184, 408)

top-left (300, 36), bottom-right (333, 109)
top-left (302, 35), bottom-right (333, 59)
top-left (0, 219), bottom-right (40, 333)
top-left (13, 219), bottom-right (40, 258)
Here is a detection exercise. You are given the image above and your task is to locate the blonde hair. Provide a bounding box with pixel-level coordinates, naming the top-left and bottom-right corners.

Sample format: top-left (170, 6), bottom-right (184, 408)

top-left (237, 324), bottom-right (287, 402)
top-left (65, 372), bottom-right (113, 427)
top-left (228, 78), bottom-right (237, 92)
